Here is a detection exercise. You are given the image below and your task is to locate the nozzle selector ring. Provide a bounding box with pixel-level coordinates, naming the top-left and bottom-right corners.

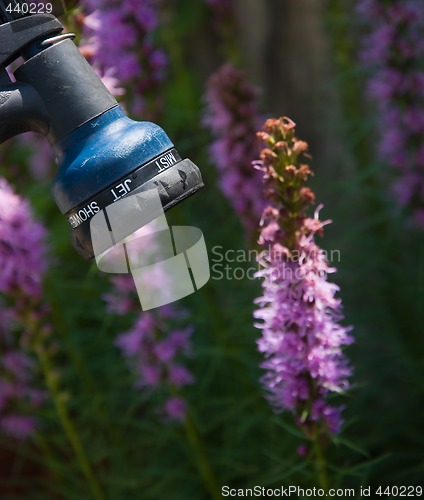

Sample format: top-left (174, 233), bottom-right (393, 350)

top-left (40, 33), bottom-right (75, 46)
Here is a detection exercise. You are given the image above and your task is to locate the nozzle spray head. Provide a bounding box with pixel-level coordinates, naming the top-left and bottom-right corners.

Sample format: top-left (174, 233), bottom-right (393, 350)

top-left (0, 10), bottom-right (204, 259)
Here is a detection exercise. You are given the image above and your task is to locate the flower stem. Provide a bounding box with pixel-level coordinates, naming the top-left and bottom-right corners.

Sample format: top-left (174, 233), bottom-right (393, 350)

top-left (183, 413), bottom-right (221, 500)
top-left (34, 343), bottom-right (105, 500)
top-left (312, 424), bottom-right (329, 491)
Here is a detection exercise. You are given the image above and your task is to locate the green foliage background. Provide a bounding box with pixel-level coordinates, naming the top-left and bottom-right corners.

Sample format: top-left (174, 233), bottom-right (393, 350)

top-left (0, 0), bottom-right (423, 498)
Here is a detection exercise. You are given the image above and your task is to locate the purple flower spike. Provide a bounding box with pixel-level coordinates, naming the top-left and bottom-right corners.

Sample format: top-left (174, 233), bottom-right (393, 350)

top-left (0, 178), bottom-right (47, 298)
top-left (114, 307), bottom-right (194, 422)
top-left (203, 63), bottom-right (264, 239)
top-left (358, 0), bottom-right (424, 227)
top-left (0, 178), bottom-right (48, 440)
top-left (80, 0), bottom-right (167, 118)
top-left (253, 118), bottom-right (353, 435)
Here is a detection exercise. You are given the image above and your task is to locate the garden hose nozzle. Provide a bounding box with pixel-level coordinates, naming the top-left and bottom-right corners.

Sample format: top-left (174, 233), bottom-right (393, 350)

top-left (0, 4), bottom-right (204, 260)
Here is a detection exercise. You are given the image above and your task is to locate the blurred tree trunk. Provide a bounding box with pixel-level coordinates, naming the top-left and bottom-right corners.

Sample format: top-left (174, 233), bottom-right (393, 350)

top-left (234, 0), bottom-right (346, 169)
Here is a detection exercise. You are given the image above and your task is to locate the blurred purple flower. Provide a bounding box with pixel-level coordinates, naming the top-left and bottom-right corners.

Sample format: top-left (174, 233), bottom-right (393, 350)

top-left (0, 179), bottom-right (49, 440)
top-left (80, 0), bottom-right (167, 117)
top-left (297, 444), bottom-right (308, 457)
top-left (98, 68), bottom-right (125, 97)
top-left (168, 364), bottom-right (194, 388)
top-left (253, 118), bottom-right (353, 435)
top-left (163, 396), bottom-right (186, 422)
top-left (12, 134), bottom-right (55, 181)
top-left (101, 221), bottom-right (195, 422)
top-left (203, 63), bottom-right (264, 239)
top-left (0, 414), bottom-right (38, 440)
top-left (358, 0), bottom-right (424, 228)
top-left (114, 309), bottom-right (194, 422)
top-left (0, 178), bottom-right (47, 297)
